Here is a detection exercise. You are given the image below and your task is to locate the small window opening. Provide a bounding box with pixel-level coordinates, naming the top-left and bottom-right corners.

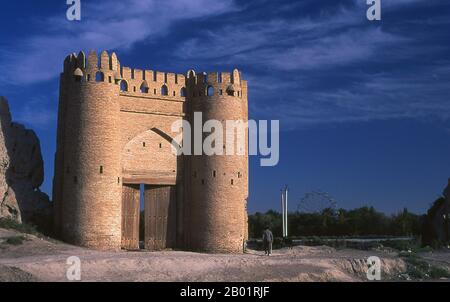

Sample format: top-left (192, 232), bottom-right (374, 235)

top-left (161, 85), bottom-right (168, 96)
top-left (140, 83), bottom-right (149, 93)
top-left (207, 86), bottom-right (214, 96)
top-left (100, 166), bottom-right (103, 174)
top-left (120, 80), bottom-right (128, 92)
top-left (95, 72), bottom-right (104, 82)
top-left (213, 171), bottom-right (216, 178)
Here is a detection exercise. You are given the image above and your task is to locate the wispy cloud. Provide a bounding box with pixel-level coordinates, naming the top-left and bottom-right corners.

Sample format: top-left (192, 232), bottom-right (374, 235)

top-left (177, 6), bottom-right (363, 64)
top-left (176, 4), bottom-right (408, 71)
top-left (254, 28), bottom-right (404, 71)
top-left (249, 64), bottom-right (450, 129)
top-left (172, 0), bottom-right (450, 127)
top-left (0, 0), bottom-right (236, 85)
top-left (1, 0), bottom-right (448, 129)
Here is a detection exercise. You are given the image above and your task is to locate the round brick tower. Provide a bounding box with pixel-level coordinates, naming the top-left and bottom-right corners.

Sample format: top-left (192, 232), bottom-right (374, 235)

top-left (55, 50), bottom-right (122, 249)
top-left (186, 69), bottom-right (249, 253)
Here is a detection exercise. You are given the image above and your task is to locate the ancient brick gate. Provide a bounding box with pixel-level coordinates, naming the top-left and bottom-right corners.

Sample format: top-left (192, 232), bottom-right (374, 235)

top-left (54, 50), bottom-right (249, 252)
top-left (121, 184), bottom-right (177, 250)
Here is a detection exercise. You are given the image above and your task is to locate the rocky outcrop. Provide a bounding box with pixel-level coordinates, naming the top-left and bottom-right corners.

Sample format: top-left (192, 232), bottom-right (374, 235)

top-left (422, 179), bottom-right (450, 246)
top-left (444, 179), bottom-right (450, 204)
top-left (439, 179), bottom-right (450, 242)
top-left (0, 96), bottom-right (51, 224)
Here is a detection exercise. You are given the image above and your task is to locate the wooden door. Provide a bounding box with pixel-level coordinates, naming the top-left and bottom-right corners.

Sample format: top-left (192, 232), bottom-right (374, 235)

top-left (121, 184), bottom-right (140, 250)
top-left (144, 185), bottom-right (176, 250)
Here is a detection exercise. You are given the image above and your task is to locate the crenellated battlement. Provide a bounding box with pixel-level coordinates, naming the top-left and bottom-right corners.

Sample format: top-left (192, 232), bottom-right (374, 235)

top-left (119, 67), bottom-right (186, 99)
top-left (186, 69), bottom-right (247, 99)
top-left (63, 50), bottom-right (121, 86)
top-left (187, 70), bottom-right (240, 86)
top-left (63, 50), bottom-right (187, 99)
top-left (63, 50), bottom-right (120, 72)
top-left (62, 50), bottom-right (247, 101)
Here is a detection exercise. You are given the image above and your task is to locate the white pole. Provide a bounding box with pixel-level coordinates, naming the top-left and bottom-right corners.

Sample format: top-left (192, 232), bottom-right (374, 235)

top-left (281, 189), bottom-right (285, 237)
top-left (285, 186), bottom-right (288, 237)
top-left (284, 190), bottom-right (286, 237)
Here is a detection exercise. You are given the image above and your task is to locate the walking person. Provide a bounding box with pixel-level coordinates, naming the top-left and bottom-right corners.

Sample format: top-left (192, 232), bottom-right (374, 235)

top-left (262, 226), bottom-right (273, 256)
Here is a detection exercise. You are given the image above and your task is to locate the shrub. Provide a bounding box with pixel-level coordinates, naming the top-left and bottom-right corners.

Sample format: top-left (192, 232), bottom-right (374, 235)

top-left (0, 218), bottom-right (38, 235)
top-left (5, 235), bottom-right (26, 245)
top-left (402, 253), bottom-right (450, 280)
top-left (382, 239), bottom-right (420, 252)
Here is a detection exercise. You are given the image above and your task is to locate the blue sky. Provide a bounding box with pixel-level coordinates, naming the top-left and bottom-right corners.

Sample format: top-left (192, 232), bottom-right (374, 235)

top-left (0, 0), bottom-right (449, 214)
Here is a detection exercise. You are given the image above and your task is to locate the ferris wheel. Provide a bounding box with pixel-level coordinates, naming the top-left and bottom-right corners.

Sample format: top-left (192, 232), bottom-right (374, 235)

top-left (298, 190), bottom-right (337, 213)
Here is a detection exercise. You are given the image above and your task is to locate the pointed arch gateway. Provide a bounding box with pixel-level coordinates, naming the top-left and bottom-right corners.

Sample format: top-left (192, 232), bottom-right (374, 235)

top-left (122, 128), bottom-right (180, 184)
top-left (121, 128), bottom-right (181, 251)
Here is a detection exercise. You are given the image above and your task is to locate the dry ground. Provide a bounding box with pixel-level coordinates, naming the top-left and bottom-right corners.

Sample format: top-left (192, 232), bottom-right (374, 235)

top-left (0, 228), bottom-right (408, 282)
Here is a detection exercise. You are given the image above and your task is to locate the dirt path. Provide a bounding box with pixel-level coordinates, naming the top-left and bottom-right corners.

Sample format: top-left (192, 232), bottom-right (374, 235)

top-left (0, 228), bottom-right (406, 282)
